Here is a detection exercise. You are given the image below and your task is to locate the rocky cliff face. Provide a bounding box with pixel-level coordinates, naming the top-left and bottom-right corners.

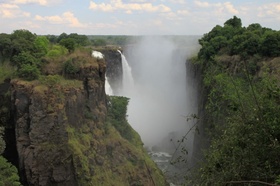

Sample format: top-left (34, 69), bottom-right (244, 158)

top-left (99, 48), bottom-right (123, 95)
top-left (10, 56), bottom-right (106, 185)
top-left (1, 50), bottom-right (167, 186)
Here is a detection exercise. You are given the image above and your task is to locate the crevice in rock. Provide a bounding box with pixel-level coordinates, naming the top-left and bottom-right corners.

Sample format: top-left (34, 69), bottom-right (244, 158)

top-left (83, 77), bottom-right (90, 99)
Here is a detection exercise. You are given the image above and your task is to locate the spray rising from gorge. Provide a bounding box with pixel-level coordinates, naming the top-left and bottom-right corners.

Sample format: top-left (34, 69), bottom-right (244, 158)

top-left (119, 36), bottom-right (200, 150)
top-left (98, 36), bottom-right (200, 184)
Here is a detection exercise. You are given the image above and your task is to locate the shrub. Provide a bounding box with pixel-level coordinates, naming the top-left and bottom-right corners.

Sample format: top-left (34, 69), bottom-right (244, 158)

top-left (63, 59), bottom-right (80, 75)
top-left (39, 75), bottom-right (61, 87)
top-left (17, 64), bottom-right (40, 80)
top-left (46, 45), bottom-right (68, 58)
top-left (107, 96), bottom-right (134, 141)
top-left (0, 156), bottom-right (21, 186)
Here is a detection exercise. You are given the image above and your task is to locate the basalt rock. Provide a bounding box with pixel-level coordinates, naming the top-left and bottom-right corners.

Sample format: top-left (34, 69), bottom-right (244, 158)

top-left (10, 58), bottom-right (106, 185)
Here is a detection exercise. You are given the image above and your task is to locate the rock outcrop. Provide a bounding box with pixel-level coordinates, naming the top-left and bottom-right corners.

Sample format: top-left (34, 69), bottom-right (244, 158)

top-left (1, 49), bottom-right (167, 186)
top-left (10, 55), bottom-right (106, 185)
top-left (99, 48), bottom-right (123, 95)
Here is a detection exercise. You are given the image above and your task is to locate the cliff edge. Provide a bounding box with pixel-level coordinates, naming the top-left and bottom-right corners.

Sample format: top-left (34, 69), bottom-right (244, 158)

top-left (1, 49), bottom-right (167, 186)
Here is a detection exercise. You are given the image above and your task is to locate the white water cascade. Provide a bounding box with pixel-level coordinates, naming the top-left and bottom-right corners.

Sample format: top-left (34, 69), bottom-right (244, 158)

top-left (118, 50), bottom-right (134, 96)
top-left (105, 76), bottom-right (113, 95)
top-left (91, 50), bottom-right (114, 95)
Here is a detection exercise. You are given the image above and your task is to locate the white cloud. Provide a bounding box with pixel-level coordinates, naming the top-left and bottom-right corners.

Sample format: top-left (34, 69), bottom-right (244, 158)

top-left (168, 0), bottom-right (186, 4)
top-left (35, 11), bottom-right (86, 28)
top-left (5, 0), bottom-right (62, 6)
top-left (164, 11), bottom-right (180, 20)
top-left (194, 1), bottom-right (239, 15)
top-left (12, 0), bottom-right (48, 5)
top-left (124, 0), bottom-right (150, 2)
top-left (258, 3), bottom-right (280, 20)
top-left (35, 15), bottom-right (63, 23)
top-left (177, 9), bottom-right (189, 16)
top-left (194, 0), bottom-right (210, 8)
top-left (89, 0), bottom-right (171, 13)
top-left (223, 2), bottom-right (239, 14)
top-left (89, 2), bottom-right (115, 12)
top-left (63, 12), bottom-right (86, 28)
top-left (0, 3), bottom-right (30, 18)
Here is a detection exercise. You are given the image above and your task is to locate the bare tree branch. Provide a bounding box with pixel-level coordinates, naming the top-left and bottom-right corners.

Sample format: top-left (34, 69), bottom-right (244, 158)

top-left (225, 180), bottom-right (280, 186)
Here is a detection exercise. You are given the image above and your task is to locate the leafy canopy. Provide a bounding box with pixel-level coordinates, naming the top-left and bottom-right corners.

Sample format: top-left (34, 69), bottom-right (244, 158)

top-left (190, 16), bottom-right (280, 186)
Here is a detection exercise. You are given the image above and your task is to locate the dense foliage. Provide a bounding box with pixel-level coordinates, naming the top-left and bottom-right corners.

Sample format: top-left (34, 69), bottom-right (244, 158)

top-left (198, 16), bottom-right (280, 61)
top-left (0, 30), bottom-right (94, 81)
top-left (190, 16), bottom-right (280, 185)
top-left (106, 96), bottom-right (137, 143)
top-left (0, 128), bottom-right (21, 186)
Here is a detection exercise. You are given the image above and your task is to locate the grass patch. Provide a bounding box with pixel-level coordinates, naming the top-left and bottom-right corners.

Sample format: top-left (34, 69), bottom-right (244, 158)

top-left (39, 75), bottom-right (82, 89)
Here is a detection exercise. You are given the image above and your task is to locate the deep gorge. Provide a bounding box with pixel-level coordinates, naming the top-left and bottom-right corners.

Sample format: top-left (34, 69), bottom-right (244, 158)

top-left (1, 16), bottom-right (280, 185)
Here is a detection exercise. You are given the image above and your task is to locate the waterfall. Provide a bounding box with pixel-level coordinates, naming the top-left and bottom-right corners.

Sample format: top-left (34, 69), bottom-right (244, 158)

top-left (105, 76), bottom-right (113, 95)
top-left (91, 50), bottom-right (113, 95)
top-left (118, 50), bottom-right (134, 96)
top-left (114, 37), bottom-right (200, 185)
top-left (121, 36), bottom-right (199, 185)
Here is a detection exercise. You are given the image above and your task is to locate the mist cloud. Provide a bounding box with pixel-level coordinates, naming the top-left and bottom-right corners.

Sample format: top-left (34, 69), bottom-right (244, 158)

top-left (123, 36), bottom-right (199, 148)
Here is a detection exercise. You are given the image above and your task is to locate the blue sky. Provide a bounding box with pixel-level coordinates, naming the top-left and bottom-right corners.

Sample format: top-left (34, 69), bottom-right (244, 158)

top-left (0, 0), bottom-right (279, 35)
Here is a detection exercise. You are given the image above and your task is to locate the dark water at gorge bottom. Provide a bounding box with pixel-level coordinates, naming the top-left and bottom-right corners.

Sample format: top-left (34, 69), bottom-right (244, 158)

top-left (148, 151), bottom-right (188, 186)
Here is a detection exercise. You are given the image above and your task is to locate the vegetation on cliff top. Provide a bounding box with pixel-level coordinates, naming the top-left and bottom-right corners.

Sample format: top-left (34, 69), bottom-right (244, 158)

top-left (0, 30), bottom-right (96, 81)
top-left (189, 16), bottom-right (280, 185)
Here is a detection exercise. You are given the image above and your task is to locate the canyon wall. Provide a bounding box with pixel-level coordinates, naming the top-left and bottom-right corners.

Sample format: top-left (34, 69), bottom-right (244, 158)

top-left (1, 49), bottom-right (167, 186)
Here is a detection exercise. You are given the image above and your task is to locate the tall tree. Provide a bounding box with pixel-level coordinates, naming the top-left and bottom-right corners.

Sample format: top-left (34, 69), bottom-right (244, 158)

top-left (10, 29), bottom-right (36, 57)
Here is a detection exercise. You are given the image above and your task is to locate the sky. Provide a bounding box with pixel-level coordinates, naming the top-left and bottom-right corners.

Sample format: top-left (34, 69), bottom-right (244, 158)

top-left (0, 0), bottom-right (279, 35)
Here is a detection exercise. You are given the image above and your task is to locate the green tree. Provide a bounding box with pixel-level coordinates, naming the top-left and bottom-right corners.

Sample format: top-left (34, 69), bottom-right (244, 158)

top-left (10, 30), bottom-right (36, 57)
top-left (0, 156), bottom-right (21, 186)
top-left (107, 96), bottom-right (134, 141)
top-left (11, 29), bottom-right (36, 41)
top-left (63, 59), bottom-right (79, 75)
top-left (46, 45), bottom-right (68, 57)
top-left (17, 63), bottom-right (40, 80)
top-left (46, 35), bottom-right (58, 44)
top-left (224, 15), bottom-right (242, 28)
top-left (261, 31), bottom-right (280, 57)
top-left (59, 38), bottom-right (76, 52)
top-left (210, 36), bottom-right (228, 51)
top-left (230, 34), bottom-right (247, 55)
top-left (242, 33), bottom-right (261, 55)
top-left (12, 51), bottom-right (40, 68)
top-left (34, 36), bottom-right (49, 57)
top-left (68, 33), bottom-right (90, 46)
top-left (57, 32), bottom-right (68, 43)
top-left (0, 34), bottom-right (12, 62)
